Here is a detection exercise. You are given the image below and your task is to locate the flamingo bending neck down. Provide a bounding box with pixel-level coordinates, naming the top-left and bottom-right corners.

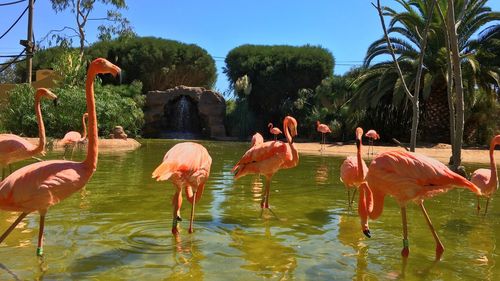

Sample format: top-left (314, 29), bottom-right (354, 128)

top-left (232, 116), bottom-right (299, 216)
top-left (268, 123), bottom-right (282, 141)
top-left (60, 112), bottom-right (89, 159)
top-left (316, 121), bottom-right (331, 152)
top-left (340, 127), bottom-right (368, 208)
top-left (364, 129), bottom-right (380, 158)
top-left (0, 58), bottom-right (120, 256)
top-left (152, 142), bottom-right (212, 235)
top-left (358, 150), bottom-right (481, 260)
top-left (471, 134), bottom-right (500, 215)
top-left (0, 88), bottom-right (58, 180)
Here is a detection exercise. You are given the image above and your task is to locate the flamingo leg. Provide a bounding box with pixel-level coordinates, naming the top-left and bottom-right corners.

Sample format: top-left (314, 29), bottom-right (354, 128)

top-left (347, 189), bottom-right (351, 208)
top-left (274, 135), bottom-right (277, 141)
top-left (476, 196), bottom-right (481, 214)
top-left (171, 188), bottom-right (182, 235)
top-left (63, 146), bottom-right (68, 160)
top-left (401, 207), bottom-right (409, 258)
top-left (37, 215), bottom-right (45, 256)
top-left (0, 212), bottom-right (28, 244)
top-left (70, 145), bottom-right (76, 160)
top-left (419, 203), bottom-right (444, 260)
top-left (188, 190), bottom-right (197, 233)
top-left (350, 189), bottom-right (357, 207)
top-left (484, 198), bottom-right (490, 216)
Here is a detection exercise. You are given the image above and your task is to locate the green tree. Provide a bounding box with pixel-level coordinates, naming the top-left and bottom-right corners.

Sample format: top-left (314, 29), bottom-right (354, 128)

top-left (356, 0), bottom-right (500, 144)
top-left (224, 44), bottom-right (334, 135)
top-left (88, 36), bottom-right (217, 92)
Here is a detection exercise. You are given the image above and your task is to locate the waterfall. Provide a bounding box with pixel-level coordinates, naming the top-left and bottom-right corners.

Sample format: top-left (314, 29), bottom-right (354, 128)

top-left (175, 95), bottom-right (191, 132)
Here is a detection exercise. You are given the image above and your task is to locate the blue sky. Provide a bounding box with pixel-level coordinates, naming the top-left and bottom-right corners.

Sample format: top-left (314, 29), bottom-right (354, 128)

top-left (1, 0), bottom-right (499, 93)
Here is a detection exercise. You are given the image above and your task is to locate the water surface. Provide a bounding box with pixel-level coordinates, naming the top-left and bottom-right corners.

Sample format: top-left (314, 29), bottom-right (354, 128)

top-left (0, 140), bottom-right (498, 280)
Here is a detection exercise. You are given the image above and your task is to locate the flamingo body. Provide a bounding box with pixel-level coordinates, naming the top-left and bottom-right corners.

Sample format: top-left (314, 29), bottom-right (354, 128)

top-left (316, 121), bottom-right (331, 151)
top-left (470, 135), bottom-right (499, 214)
top-left (0, 160), bottom-right (92, 212)
top-left (0, 134), bottom-right (38, 167)
top-left (233, 116), bottom-right (299, 210)
top-left (340, 127), bottom-right (368, 207)
top-left (358, 150), bottom-right (481, 260)
top-left (152, 142), bottom-right (212, 234)
top-left (365, 130), bottom-right (380, 140)
top-left (268, 123), bottom-right (282, 141)
top-left (60, 132), bottom-right (83, 146)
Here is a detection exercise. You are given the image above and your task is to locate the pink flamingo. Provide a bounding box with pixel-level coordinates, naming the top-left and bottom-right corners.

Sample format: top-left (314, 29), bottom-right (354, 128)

top-left (357, 150), bottom-right (481, 260)
top-left (340, 127), bottom-right (368, 208)
top-left (365, 129), bottom-right (380, 157)
top-left (0, 88), bottom-right (58, 180)
top-left (0, 58), bottom-right (120, 256)
top-left (268, 123), bottom-right (282, 141)
top-left (316, 120), bottom-right (331, 152)
top-left (60, 112), bottom-right (88, 159)
top-left (250, 132), bottom-right (264, 147)
top-left (152, 142), bottom-right (212, 235)
top-left (232, 116), bottom-right (299, 214)
top-left (471, 134), bottom-right (500, 215)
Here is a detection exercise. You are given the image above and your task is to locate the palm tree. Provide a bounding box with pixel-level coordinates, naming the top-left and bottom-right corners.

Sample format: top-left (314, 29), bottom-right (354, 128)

top-left (355, 0), bottom-right (500, 143)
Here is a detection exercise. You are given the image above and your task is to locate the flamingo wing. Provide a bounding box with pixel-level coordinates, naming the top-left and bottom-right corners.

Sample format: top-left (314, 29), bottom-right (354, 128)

top-left (340, 156), bottom-right (367, 187)
top-left (366, 151), bottom-right (480, 204)
top-left (232, 140), bottom-right (288, 179)
top-left (60, 131), bottom-right (82, 145)
top-left (0, 160), bottom-right (92, 212)
top-left (471, 168), bottom-right (494, 196)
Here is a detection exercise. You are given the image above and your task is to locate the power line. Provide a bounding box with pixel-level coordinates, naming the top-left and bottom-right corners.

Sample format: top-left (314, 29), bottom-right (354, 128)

top-left (0, 3), bottom-right (29, 40)
top-left (0, 0), bottom-right (26, 6)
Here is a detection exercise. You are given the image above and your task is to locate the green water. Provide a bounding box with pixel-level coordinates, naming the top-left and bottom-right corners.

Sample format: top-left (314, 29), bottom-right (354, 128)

top-left (0, 140), bottom-right (498, 280)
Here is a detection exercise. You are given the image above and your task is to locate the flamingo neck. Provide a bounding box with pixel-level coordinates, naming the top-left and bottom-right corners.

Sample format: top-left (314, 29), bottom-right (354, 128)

top-left (358, 183), bottom-right (370, 232)
top-left (488, 140), bottom-right (497, 187)
top-left (83, 72), bottom-right (98, 170)
top-left (283, 118), bottom-right (299, 167)
top-left (81, 114), bottom-right (87, 140)
top-left (30, 93), bottom-right (46, 155)
top-left (356, 139), bottom-right (363, 179)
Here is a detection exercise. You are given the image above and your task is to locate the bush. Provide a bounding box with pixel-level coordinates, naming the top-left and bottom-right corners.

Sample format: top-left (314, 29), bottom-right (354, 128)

top-left (0, 82), bottom-right (145, 138)
top-left (87, 36), bottom-right (217, 92)
top-left (224, 44), bottom-right (334, 133)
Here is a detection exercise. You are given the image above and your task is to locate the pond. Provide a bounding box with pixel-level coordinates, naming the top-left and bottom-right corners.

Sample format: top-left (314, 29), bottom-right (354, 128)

top-left (0, 140), bottom-right (498, 280)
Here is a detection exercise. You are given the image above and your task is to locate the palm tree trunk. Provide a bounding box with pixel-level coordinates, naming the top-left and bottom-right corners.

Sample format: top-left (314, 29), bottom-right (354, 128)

top-left (447, 0), bottom-right (465, 169)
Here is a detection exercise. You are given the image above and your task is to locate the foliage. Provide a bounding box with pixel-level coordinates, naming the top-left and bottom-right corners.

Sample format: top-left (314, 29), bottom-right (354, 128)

top-left (87, 36), bottom-right (217, 92)
top-left (224, 44), bottom-right (334, 135)
top-left (225, 98), bottom-right (257, 139)
top-left (0, 82), bottom-right (144, 138)
top-left (355, 0), bottom-right (500, 144)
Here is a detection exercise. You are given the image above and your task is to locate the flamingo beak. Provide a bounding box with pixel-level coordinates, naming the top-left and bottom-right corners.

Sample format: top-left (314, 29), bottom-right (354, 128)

top-left (363, 229), bottom-right (371, 238)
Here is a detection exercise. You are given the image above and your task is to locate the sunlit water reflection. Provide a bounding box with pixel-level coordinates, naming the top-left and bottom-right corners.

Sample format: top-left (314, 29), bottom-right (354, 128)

top-left (0, 140), bottom-right (498, 280)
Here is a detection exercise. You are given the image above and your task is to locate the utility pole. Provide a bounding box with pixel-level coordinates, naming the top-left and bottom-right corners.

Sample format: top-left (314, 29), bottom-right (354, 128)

top-left (22, 0), bottom-right (34, 83)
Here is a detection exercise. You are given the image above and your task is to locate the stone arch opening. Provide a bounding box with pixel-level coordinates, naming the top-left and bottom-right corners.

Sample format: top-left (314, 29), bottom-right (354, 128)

top-left (161, 95), bottom-right (203, 138)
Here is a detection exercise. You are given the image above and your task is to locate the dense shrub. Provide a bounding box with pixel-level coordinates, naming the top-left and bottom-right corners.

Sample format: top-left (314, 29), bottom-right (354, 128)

top-left (224, 44), bottom-right (334, 136)
top-left (0, 82), bottom-right (144, 138)
top-left (87, 36), bottom-right (217, 91)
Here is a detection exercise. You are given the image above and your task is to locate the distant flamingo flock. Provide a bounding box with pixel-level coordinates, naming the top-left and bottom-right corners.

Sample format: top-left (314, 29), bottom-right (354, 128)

top-left (0, 58), bottom-right (497, 263)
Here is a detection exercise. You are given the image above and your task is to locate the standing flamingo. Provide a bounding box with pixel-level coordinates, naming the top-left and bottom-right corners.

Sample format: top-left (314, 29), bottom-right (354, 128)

top-left (0, 58), bottom-right (120, 256)
top-left (0, 88), bottom-right (58, 180)
top-left (152, 142), bottom-right (212, 235)
top-left (471, 134), bottom-right (500, 215)
top-left (60, 112), bottom-right (88, 159)
top-left (232, 116), bottom-right (299, 214)
top-left (268, 123), bottom-right (282, 141)
top-left (250, 132), bottom-right (264, 147)
top-left (357, 150), bottom-right (481, 260)
top-left (365, 129), bottom-right (380, 157)
top-left (316, 120), bottom-right (331, 152)
top-left (340, 127), bottom-right (368, 208)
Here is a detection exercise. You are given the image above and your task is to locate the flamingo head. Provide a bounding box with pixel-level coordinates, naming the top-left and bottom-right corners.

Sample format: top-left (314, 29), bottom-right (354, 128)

top-left (316, 120), bottom-right (320, 127)
top-left (36, 88), bottom-right (58, 106)
top-left (83, 112), bottom-right (89, 118)
top-left (89, 58), bottom-right (121, 80)
top-left (268, 123), bottom-right (273, 129)
top-left (355, 127), bottom-right (364, 149)
top-left (493, 135), bottom-right (500, 147)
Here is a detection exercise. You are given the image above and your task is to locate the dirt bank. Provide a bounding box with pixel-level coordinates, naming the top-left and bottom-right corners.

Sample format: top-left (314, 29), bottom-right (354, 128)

top-left (295, 142), bottom-right (498, 165)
